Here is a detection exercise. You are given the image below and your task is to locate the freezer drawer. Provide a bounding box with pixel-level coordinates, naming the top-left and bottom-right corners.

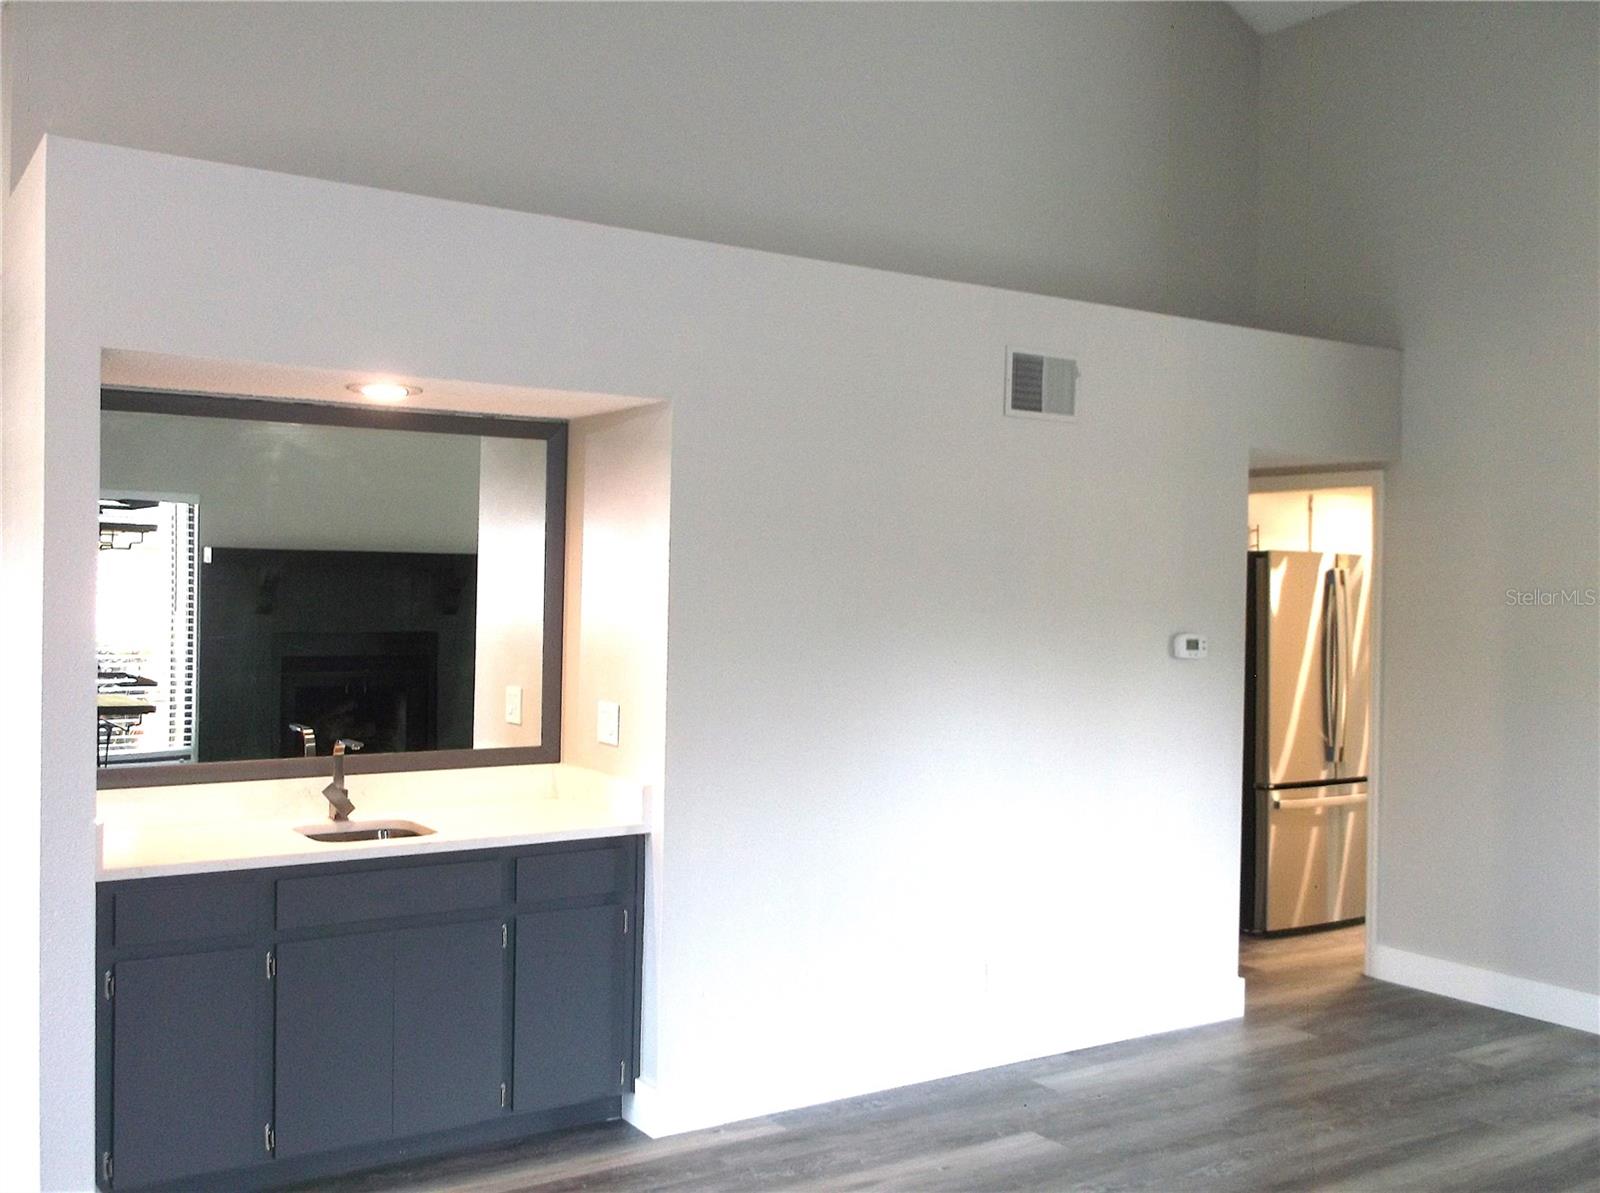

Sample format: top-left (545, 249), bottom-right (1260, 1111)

top-left (1252, 783), bottom-right (1368, 933)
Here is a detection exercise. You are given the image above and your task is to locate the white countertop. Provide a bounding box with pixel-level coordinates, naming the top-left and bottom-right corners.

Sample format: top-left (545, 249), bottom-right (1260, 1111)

top-left (97, 763), bottom-right (650, 880)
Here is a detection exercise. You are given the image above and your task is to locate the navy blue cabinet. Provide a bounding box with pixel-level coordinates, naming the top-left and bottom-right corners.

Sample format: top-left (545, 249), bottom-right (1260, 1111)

top-left (275, 919), bottom-right (510, 1155)
top-left (274, 932), bottom-right (395, 1157)
top-left (515, 905), bottom-right (630, 1111)
top-left (393, 920), bottom-right (509, 1136)
top-left (109, 948), bottom-right (270, 1188)
top-left (97, 836), bottom-right (643, 1191)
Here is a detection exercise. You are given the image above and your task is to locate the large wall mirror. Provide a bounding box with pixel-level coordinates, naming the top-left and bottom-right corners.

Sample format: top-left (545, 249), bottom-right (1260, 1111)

top-left (96, 390), bottom-right (565, 787)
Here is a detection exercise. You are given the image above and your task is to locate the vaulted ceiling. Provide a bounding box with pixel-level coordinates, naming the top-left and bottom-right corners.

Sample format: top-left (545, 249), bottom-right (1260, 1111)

top-left (1230, 2), bottom-right (1358, 36)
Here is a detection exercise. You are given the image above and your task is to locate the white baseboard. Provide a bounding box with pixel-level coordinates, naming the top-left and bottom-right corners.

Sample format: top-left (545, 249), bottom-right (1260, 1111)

top-left (621, 1078), bottom-right (670, 1137)
top-left (1369, 943), bottom-right (1599, 1034)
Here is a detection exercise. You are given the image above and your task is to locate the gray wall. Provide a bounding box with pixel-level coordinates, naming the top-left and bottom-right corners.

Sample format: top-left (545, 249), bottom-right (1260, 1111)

top-left (6, 0), bottom-right (1592, 1009)
top-left (1257, 3), bottom-right (1600, 995)
top-left (1, 1), bottom-right (1261, 325)
top-left (7, 136), bottom-right (1399, 1187)
top-left (101, 411), bottom-right (482, 553)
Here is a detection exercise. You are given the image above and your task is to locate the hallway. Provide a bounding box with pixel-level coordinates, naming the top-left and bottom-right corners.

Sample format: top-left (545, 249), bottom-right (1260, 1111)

top-left (310, 927), bottom-right (1599, 1191)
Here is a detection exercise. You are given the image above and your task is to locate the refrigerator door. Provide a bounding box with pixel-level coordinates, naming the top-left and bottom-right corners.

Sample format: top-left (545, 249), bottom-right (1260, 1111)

top-left (1332, 553), bottom-right (1372, 781)
top-left (1253, 782), bottom-right (1368, 932)
top-left (1253, 551), bottom-right (1340, 786)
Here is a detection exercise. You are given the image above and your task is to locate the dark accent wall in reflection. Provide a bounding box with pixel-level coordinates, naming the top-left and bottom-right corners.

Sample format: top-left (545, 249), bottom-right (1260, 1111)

top-left (198, 548), bottom-right (477, 762)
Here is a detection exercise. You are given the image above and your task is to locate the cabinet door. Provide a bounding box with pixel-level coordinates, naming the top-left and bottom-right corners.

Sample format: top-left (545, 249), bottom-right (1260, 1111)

top-left (274, 933), bottom-right (394, 1157)
top-left (111, 948), bottom-right (268, 1188)
top-left (393, 920), bottom-right (508, 1136)
top-left (514, 905), bottom-right (628, 1111)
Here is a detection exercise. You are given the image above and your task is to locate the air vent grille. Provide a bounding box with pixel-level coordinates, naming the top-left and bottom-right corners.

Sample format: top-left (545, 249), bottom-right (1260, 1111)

top-left (1005, 349), bottom-right (1077, 420)
top-left (1010, 353), bottom-right (1046, 413)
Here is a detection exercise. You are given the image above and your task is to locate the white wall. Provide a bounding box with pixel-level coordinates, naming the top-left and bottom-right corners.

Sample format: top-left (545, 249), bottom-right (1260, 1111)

top-left (1258, 4), bottom-right (1600, 1017)
top-left (473, 436), bottom-right (548, 748)
top-left (101, 409), bottom-right (481, 552)
top-left (560, 404), bottom-right (673, 1090)
top-left (0, 140), bottom-right (50, 1193)
top-left (1, 1), bottom-right (1262, 326)
top-left (562, 407), bottom-right (672, 787)
top-left (3, 140), bottom-right (1398, 1186)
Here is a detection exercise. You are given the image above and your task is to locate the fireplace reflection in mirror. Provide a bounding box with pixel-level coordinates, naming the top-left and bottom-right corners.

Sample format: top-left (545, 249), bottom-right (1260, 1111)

top-left (279, 640), bottom-right (440, 758)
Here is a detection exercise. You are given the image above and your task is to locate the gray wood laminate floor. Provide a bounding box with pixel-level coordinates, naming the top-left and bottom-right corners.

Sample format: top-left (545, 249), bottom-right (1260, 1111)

top-left (308, 928), bottom-right (1599, 1191)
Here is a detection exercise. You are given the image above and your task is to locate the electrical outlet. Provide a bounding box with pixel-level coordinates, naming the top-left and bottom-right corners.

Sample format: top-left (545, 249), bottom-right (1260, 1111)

top-left (504, 685), bottom-right (523, 725)
top-left (597, 700), bottom-right (621, 747)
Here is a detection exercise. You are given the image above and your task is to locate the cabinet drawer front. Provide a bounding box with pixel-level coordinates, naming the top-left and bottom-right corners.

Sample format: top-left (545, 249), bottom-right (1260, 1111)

top-left (277, 859), bottom-right (501, 929)
top-left (113, 880), bottom-right (260, 948)
top-left (517, 846), bottom-right (626, 904)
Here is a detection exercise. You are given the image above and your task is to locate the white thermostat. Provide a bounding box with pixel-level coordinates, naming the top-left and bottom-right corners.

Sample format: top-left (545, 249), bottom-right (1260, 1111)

top-left (1171, 633), bottom-right (1209, 659)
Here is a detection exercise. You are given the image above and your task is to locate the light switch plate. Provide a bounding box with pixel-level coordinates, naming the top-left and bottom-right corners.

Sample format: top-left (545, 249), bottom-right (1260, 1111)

top-left (504, 685), bottom-right (523, 725)
top-left (597, 700), bottom-right (621, 747)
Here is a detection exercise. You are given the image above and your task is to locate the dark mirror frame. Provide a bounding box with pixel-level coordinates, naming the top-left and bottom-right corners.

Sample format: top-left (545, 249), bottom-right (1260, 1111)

top-left (97, 388), bottom-right (567, 789)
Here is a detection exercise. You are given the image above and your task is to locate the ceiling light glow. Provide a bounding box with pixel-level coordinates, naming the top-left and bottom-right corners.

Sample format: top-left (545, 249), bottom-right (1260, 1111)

top-left (348, 381), bottom-right (420, 402)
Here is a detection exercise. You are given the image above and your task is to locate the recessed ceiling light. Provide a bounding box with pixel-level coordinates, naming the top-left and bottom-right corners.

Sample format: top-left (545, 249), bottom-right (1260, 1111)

top-left (347, 381), bottom-right (421, 402)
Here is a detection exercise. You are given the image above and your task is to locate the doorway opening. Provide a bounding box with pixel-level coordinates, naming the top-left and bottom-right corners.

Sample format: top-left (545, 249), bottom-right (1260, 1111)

top-left (1240, 474), bottom-right (1381, 995)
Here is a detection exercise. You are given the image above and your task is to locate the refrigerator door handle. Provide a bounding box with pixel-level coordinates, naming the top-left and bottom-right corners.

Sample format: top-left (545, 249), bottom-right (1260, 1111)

top-left (1321, 569), bottom-right (1337, 761)
top-left (1271, 790), bottom-right (1368, 810)
top-left (1336, 568), bottom-right (1351, 768)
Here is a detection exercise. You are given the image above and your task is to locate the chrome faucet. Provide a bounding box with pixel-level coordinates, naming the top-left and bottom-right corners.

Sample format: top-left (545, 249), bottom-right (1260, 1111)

top-left (322, 738), bottom-right (363, 821)
top-left (288, 722), bottom-right (317, 757)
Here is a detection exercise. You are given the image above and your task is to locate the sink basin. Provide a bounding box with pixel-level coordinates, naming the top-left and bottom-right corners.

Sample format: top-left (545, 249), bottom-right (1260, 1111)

top-left (295, 819), bottom-right (434, 843)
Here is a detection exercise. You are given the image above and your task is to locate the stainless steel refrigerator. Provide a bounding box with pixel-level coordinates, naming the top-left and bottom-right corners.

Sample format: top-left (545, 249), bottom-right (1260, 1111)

top-left (1243, 550), bottom-right (1370, 933)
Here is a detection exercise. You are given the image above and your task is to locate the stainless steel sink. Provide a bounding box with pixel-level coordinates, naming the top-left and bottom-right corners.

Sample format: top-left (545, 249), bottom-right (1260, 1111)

top-left (295, 819), bottom-right (434, 843)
